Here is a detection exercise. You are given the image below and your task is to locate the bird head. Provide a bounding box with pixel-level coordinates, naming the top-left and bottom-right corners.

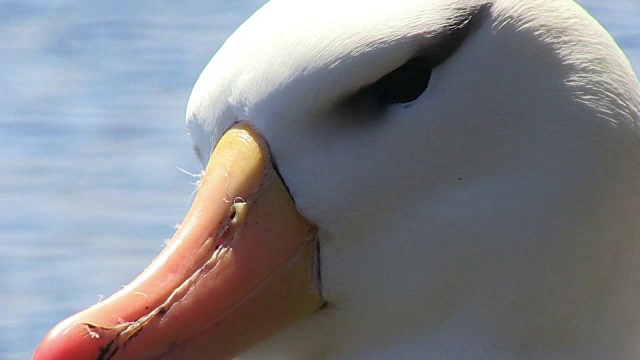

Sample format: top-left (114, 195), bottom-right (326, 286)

top-left (35, 1), bottom-right (640, 359)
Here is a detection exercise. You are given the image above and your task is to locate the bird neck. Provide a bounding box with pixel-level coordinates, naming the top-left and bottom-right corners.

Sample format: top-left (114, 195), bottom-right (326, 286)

top-left (318, 142), bottom-right (640, 359)
top-left (429, 155), bottom-right (640, 358)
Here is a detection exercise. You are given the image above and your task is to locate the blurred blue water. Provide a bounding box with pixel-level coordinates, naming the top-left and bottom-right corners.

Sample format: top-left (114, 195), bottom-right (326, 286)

top-left (0, 1), bottom-right (638, 358)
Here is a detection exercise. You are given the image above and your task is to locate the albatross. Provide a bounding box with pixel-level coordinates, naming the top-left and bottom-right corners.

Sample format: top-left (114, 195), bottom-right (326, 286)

top-left (34, 0), bottom-right (640, 359)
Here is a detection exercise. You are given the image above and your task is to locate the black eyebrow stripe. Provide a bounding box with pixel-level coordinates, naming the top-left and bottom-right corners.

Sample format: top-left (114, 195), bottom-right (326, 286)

top-left (421, 2), bottom-right (493, 68)
top-left (334, 2), bottom-right (493, 121)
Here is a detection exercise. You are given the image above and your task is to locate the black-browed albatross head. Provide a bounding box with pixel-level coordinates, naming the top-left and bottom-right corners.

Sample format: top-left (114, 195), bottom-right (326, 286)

top-left (35, 0), bottom-right (640, 359)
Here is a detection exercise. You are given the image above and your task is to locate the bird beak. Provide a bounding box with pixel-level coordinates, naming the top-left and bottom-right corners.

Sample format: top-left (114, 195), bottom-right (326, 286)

top-left (33, 123), bottom-right (324, 360)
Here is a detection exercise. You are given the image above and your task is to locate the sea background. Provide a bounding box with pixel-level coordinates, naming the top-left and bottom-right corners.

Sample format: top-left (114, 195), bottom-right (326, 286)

top-left (0, 1), bottom-right (638, 358)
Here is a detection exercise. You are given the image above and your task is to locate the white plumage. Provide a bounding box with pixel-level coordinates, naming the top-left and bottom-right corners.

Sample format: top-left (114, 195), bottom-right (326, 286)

top-left (185, 0), bottom-right (640, 358)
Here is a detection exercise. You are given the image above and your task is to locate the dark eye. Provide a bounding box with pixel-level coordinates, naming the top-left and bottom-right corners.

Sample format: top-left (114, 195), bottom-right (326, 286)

top-left (369, 57), bottom-right (432, 105)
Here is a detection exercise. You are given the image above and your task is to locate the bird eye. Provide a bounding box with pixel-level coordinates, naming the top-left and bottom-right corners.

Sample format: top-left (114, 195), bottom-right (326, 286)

top-left (338, 56), bottom-right (434, 118)
top-left (369, 57), bottom-right (432, 105)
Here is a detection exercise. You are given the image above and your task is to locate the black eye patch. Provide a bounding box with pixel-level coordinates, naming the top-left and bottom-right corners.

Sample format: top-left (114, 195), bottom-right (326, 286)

top-left (336, 3), bottom-right (491, 118)
top-left (369, 57), bottom-right (432, 105)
